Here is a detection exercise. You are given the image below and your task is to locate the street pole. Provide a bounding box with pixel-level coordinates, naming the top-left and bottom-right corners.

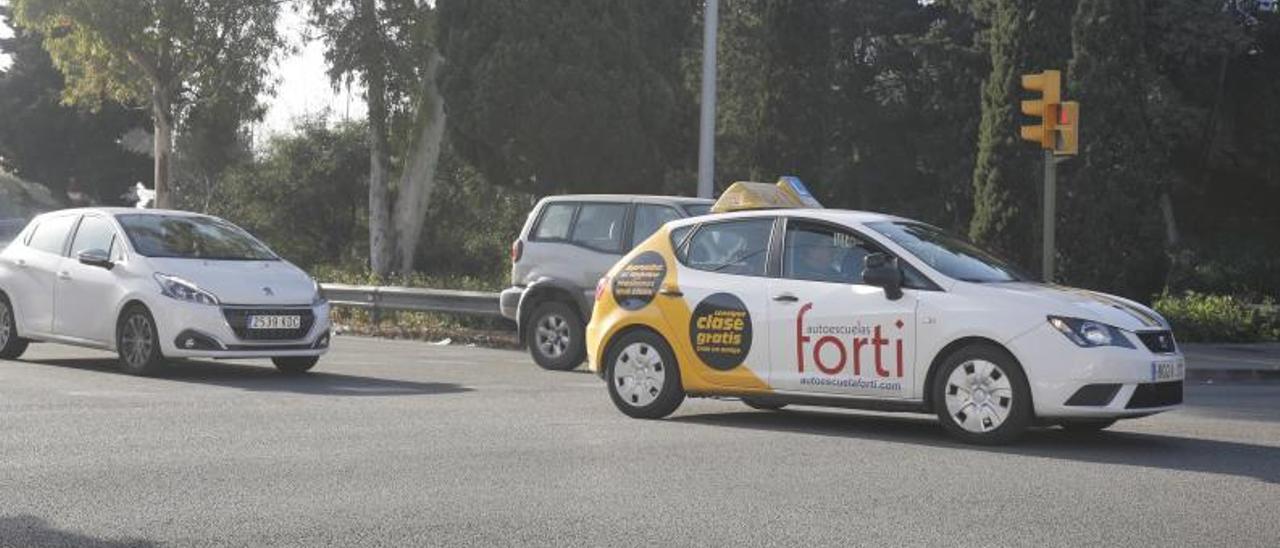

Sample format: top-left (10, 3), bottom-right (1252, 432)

top-left (1042, 149), bottom-right (1056, 283)
top-left (696, 0), bottom-right (719, 199)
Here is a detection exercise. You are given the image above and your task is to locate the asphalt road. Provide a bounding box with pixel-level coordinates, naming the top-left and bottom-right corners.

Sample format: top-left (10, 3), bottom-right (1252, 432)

top-left (2, 337), bottom-right (1277, 547)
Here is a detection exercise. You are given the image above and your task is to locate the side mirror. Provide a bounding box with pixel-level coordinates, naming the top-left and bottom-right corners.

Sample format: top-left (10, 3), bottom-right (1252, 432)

top-left (862, 252), bottom-right (903, 301)
top-left (78, 248), bottom-right (114, 270)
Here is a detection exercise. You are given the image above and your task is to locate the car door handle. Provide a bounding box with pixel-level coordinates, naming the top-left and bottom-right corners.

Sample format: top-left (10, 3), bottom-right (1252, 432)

top-left (57, 271), bottom-right (71, 280)
top-left (14, 259), bottom-right (27, 268)
top-left (772, 293), bottom-right (799, 303)
top-left (658, 286), bottom-right (684, 297)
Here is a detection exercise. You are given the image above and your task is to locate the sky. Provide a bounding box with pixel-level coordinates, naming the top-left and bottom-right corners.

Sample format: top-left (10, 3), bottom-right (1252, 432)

top-left (0, 11), bottom-right (364, 137)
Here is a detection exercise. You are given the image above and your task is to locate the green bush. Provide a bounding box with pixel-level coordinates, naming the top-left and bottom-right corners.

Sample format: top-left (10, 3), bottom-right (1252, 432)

top-left (1152, 291), bottom-right (1280, 343)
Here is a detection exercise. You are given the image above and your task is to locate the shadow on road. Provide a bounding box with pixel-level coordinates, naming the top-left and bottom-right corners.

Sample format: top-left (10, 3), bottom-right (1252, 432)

top-left (22, 358), bottom-right (472, 397)
top-left (0, 515), bottom-right (157, 548)
top-left (671, 409), bottom-right (1280, 484)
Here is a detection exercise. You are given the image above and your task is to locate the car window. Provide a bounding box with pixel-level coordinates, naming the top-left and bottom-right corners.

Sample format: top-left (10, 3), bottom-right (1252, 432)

top-left (533, 203), bottom-right (576, 240)
top-left (633, 205), bottom-right (683, 246)
top-left (570, 203), bottom-right (627, 252)
top-left (69, 216), bottom-right (118, 258)
top-left (682, 218), bottom-right (774, 277)
top-left (783, 222), bottom-right (877, 284)
top-left (117, 214), bottom-right (277, 260)
top-left (683, 204), bottom-right (712, 217)
top-left (866, 221), bottom-right (1029, 283)
top-left (27, 215), bottom-right (77, 255)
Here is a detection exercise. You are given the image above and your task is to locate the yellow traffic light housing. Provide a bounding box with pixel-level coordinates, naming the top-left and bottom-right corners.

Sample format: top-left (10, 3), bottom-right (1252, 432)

top-left (1019, 70), bottom-right (1061, 149)
top-left (1054, 101), bottom-right (1079, 156)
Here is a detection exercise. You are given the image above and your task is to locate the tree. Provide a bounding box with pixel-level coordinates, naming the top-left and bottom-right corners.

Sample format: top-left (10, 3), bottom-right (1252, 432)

top-left (11, 0), bottom-right (284, 208)
top-left (308, 0), bottom-right (445, 279)
top-left (0, 5), bottom-right (149, 203)
top-left (437, 0), bottom-right (696, 196)
top-left (968, 0), bottom-right (1075, 273)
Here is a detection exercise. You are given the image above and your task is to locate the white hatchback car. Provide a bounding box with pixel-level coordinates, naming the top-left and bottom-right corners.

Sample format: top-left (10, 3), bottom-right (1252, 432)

top-left (0, 208), bottom-right (331, 375)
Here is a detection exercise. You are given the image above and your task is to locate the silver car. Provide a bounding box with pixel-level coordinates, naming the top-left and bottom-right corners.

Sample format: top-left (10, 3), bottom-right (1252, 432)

top-left (501, 195), bottom-right (712, 370)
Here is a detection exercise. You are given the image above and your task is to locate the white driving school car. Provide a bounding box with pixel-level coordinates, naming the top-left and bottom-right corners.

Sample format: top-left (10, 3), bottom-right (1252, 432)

top-left (0, 208), bottom-right (331, 375)
top-left (586, 180), bottom-right (1184, 444)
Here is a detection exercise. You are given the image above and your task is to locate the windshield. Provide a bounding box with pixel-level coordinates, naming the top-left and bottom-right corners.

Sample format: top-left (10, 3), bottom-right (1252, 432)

top-left (117, 214), bottom-right (278, 261)
top-left (866, 221), bottom-right (1029, 283)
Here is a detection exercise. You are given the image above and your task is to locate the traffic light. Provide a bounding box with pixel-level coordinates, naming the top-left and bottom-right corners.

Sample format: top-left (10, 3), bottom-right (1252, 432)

top-left (1019, 70), bottom-right (1061, 149)
top-left (1054, 101), bottom-right (1079, 156)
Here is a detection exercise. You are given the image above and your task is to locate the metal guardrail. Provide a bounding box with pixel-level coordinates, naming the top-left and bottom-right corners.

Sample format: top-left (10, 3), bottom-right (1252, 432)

top-left (320, 283), bottom-right (503, 319)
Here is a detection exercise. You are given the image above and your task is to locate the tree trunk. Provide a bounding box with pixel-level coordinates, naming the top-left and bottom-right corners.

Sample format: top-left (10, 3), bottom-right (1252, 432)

top-left (363, 0), bottom-right (393, 278)
top-left (152, 89), bottom-right (174, 209)
top-left (393, 52), bottom-right (448, 280)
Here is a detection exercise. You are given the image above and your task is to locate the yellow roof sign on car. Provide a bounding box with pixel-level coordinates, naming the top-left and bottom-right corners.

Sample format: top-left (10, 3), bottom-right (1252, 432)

top-left (711, 176), bottom-right (823, 213)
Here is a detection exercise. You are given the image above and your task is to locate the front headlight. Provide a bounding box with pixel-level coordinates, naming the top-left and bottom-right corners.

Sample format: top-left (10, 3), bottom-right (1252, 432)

top-left (1048, 316), bottom-right (1135, 348)
top-left (154, 273), bottom-right (220, 306)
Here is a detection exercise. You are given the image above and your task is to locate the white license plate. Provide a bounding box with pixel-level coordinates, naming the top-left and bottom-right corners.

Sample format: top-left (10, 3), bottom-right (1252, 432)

top-left (1151, 359), bottom-right (1185, 382)
top-left (248, 315), bottom-right (301, 330)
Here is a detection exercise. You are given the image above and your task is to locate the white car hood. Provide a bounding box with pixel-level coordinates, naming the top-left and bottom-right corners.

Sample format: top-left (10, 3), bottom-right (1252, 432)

top-left (148, 258), bottom-right (316, 306)
top-left (978, 282), bottom-right (1167, 332)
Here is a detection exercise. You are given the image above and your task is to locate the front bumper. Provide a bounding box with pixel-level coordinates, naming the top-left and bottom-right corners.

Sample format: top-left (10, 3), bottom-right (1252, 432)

top-left (152, 300), bottom-right (332, 359)
top-left (1007, 323), bottom-right (1185, 419)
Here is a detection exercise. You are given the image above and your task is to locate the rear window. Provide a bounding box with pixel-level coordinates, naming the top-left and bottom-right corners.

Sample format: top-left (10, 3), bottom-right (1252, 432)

top-left (27, 215), bottom-right (77, 255)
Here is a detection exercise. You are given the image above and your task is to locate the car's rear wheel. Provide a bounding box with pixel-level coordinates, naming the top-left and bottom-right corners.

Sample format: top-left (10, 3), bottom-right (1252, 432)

top-left (932, 343), bottom-right (1033, 445)
top-left (0, 295), bottom-right (30, 360)
top-left (117, 305), bottom-right (165, 375)
top-left (606, 330), bottom-right (684, 419)
top-left (742, 398), bottom-right (787, 411)
top-left (273, 356), bottom-right (319, 374)
top-left (527, 301), bottom-right (585, 371)
top-left (1059, 419), bottom-right (1117, 433)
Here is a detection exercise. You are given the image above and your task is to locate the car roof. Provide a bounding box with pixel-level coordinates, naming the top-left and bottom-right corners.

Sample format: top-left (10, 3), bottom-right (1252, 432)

top-left (664, 207), bottom-right (910, 228)
top-left (538, 194), bottom-right (714, 206)
top-left (35, 207), bottom-right (211, 219)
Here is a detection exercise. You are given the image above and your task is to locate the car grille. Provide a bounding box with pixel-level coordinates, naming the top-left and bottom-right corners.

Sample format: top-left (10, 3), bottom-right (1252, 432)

top-left (1126, 381), bottom-right (1183, 409)
top-left (222, 307), bottom-right (315, 341)
top-left (1136, 330), bottom-right (1177, 354)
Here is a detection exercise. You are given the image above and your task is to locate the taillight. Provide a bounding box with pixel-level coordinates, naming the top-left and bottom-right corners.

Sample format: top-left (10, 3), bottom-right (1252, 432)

top-left (511, 240), bottom-right (523, 263)
top-left (595, 276), bottom-right (610, 301)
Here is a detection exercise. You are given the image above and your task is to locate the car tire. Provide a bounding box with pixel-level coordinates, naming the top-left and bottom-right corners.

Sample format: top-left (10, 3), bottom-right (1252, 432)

top-left (931, 343), bottom-right (1033, 445)
top-left (605, 330), bottom-right (684, 419)
top-left (1059, 419), bottom-right (1117, 433)
top-left (0, 294), bottom-right (29, 360)
top-left (116, 305), bottom-right (165, 376)
top-left (742, 398), bottom-right (787, 411)
top-left (527, 301), bottom-right (585, 371)
top-left (273, 356), bottom-right (319, 374)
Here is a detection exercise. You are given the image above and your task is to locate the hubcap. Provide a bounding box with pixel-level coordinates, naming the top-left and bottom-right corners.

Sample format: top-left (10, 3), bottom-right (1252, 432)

top-left (944, 359), bottom-right (1014, 434)
top-left (613, 342), bottom-right (665, 408)
top-left (0, 301), bottom-right (11, 348)
top-left (535, 313), bottom-right (571, 359)
top-left (120, 314), bottom-right (154, 367)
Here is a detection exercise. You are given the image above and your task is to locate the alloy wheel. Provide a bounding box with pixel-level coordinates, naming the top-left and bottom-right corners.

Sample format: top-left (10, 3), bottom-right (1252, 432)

top-left (535, 313), bottom-right (571, 359)
top-left (0, 300), bottom-right (11, 348)
top-left (121, 314), bottom-right (155, 368)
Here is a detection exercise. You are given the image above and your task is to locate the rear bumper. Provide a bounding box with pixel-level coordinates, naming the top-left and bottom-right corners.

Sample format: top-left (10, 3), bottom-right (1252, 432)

top-left (499, 286), bottom-right (523, 321)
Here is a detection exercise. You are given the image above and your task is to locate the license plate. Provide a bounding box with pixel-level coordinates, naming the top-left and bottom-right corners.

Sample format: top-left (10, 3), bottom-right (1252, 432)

top-left (248, 315), bottom-right (301, 330)
top-left (1151, 359), bottom-right (1185, 382)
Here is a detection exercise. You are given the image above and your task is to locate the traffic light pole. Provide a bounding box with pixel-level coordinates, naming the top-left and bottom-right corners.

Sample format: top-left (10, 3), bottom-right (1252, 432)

top-left (1042, 149), bottom-right (1056, 283)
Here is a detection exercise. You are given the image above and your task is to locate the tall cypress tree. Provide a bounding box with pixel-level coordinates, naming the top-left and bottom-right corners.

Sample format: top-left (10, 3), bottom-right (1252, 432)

top-left (1059, 0), bottom-right (1166, 299)
top-left (969, 0), bottom-right (1074, 272)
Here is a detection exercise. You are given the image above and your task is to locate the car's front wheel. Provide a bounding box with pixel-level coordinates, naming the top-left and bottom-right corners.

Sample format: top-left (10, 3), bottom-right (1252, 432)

top-left (0, 294), bottom-right (30, 360)
top-left (527, 301), bottom-right (585, 371)
top-left (606, 330), bottom-right (684, 419)
top-left (273, 356), bottom-right (319, 374)
top-left (932, 343), bottom-right (1033, 445)
top-left (116, 306), bottom-right (165, 375)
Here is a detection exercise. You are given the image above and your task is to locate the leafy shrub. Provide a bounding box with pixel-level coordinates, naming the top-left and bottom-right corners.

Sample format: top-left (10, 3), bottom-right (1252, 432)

top-left (1152, 291), bottom-right (1280, 343)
